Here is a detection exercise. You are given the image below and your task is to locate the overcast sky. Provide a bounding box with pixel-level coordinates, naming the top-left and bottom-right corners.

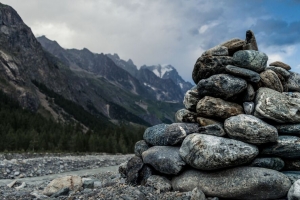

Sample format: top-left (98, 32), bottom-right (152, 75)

top-left (2, 0), bottom-right (300, 83)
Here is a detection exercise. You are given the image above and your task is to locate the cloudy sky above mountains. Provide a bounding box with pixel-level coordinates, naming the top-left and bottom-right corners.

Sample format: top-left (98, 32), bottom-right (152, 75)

top-left (2, 0), bottom-right (300, 83)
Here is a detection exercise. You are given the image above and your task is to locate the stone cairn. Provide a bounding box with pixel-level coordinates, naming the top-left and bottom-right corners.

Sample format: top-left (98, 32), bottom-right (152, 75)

top-left (120, 30), bottom-right (300, 200)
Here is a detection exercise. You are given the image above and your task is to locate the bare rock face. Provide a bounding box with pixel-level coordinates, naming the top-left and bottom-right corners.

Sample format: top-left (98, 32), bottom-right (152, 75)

top-left (43, 175), bottom-right (82, 196)
top-left (260, 70), bottom-right (283, 92)
top-left (233, 50), bottom-right (267, 73)
top-left (172, 167), bottom-right (291, 200)
top-left (254, 87), bottom-right (300, 123)
top-left (269, 61), bottom-right (291, 70)
top-left (192, 55), bottom-right (235, 84)
top-left (196, 96), bottom-right (244, 119)
top-left (288, 71), bottom-right (300, 92)
top-left (197, 74), bottom-right (247, 99)
top-left (224, 114), bottom-right (278, 144)
top-left (142, 146), bottom-right (186, 175)
top-left (261, 136), bottom-right (300, 159)
top-left (179, 133), bottom-right (258, 170)
top-left (243, 30), bottom-right (258, 51)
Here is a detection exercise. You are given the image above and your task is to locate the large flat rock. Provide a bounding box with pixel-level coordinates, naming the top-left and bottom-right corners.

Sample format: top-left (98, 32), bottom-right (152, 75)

top-left (254, 87), bottom-right (300, 123)
top-left (179, 133), bottom-right (258, 170)
top-left (172, 167), bottom-right (291, 200)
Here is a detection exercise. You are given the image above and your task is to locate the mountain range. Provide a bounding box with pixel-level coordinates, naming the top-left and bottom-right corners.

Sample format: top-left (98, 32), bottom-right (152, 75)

top-left (0, 2), bottom-right (193, 129)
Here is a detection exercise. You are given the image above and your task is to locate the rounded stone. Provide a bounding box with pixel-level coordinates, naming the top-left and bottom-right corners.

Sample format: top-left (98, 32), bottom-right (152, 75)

top-left (287, 71), bottom-right (300, 92)
top-left (197, 74), bottom-right (247, 99)
top-left (276, 124), bottom-right (300, 136)
top-left (260, 70), bottom-right (283, 92)
top-left (192, 56), bottom-right (235, 84)
top-left (269, 61), bottom-right (291, 70)
top-left (282, 171), bottom-right (300, 184)
top-left (142, 146), bottom-right (185, 175)
top-left (224, 114), bottom-right (278, 144)
top-left (225, 65), bottom-right (260, 82)
top-left (126, 156), bottom-right (144, 185)
top-left (220, 38), bottom-right (245, 56)
top-left (233, 50), bottom-right (268, 73)
top-left (143, 123), bottom-right (200, 146)
top-left (266, 66), bottom-right (290, 80)
top-left (146, 175), bottom-right (172, 192)
top-left (179, 133), bottom-right (259, 170)
top-left (254, 87), bottom-right (300, 123)
top-left (175, 109), bottom-right (197, 123)
top-left (134, 140), bottom-right (150, 157)
top-left (249, 157), bottom-right (285, 171)
top-left (288, 179), bottom-right (300, 200)
top-left (183, 86), bottom-right (200, 111)
top-left (261, 135), bottom-right (300, 159)
top-left (196, 96), bottom-right (244, 119)
top-left (172, 167), bottom-right (291, 200)
top-left (198, 124), bottom-right (225, 137)
top-left (191, 187), bottom-right (206, 200)
top-left (243, 102), bottom-right (254, 115)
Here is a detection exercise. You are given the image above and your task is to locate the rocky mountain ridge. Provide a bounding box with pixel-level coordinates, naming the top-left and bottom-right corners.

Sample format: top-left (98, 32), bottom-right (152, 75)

top-left (0, 2), bottom-right (190, 127)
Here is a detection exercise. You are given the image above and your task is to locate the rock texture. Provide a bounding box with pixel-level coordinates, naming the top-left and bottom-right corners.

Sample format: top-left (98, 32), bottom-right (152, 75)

top-left (225, 65), bottom-right (260, 82)
top-left (269, 61), bottom-right (291, 70)
top-left (233, 50), bottom-right (267, 73)
top-left (142, 146), bottom-right (185, 175)
top-left (172, 167), bottom-right (291, 200)
top-left (260, 69), bottom-right (283, 92)
top-left (288, 179), bottom-right (300, 200)
top-left (43, 175), bottom-right (82, 196)
top-left (197, 74), bottom-right (247, 99)
top-left (254, 87), bottom-right (300, 123)
top-left (224, 114), bottom-right (278, 144)
top-left (179, 134), bottom-right (258, 170)
top-left (196, 96), bottom-right (244, 119)
top-left (249, 157), bottom-right (285, 171)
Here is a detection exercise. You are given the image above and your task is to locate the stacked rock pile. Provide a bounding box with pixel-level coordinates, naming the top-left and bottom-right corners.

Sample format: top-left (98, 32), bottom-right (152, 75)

top-left (120, 30), bottom-right (300, 200)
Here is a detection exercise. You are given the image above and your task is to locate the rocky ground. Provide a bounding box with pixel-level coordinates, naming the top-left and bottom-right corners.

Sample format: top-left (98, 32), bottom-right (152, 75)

top-left (0, 153), bottom-right (202, 200)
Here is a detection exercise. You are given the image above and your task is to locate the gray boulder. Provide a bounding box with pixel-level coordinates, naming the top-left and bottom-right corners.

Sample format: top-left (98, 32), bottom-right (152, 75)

top-left (260, 69), bottom-right (283, 92)
top-left (288, 71), bottom-right (300, 92)
top-left (249, 157), bottom-right (285, 171)
top-left (261, 135), bottom-right (300, 159)
top-left (143, 123), bottom-right (199, 146)
top-left (198, 124), bottom-right (225, 137)
top-left (142, 146), bottom-right (185, 175)
top-left (225, 65), bottom-right (260, 82)
top-left (254, 87), bottom-right (300, 123)
top-left (172, 167), bottom-right (291, 200)
top-left (191, 187), bottom-right (206, 200)
top-left (183, 86), bottom-right (200, 111)
top-left (192, 55), bottom-right (235, 84)
top-left (196, 96), bottom-right (244, 119)
top-left (179, 133), bottom-right (258, 170)
top-left (276, 123), bottom-right (300, 136)
top-left (126, 156), bottom-right (144, 185)
top-left (145, 175), bottom-right (172, 192)
top-left (288, 179), bottom-right (300, 200)
top-left (197, 74), bottom-right (247, 99)
top-left (233, 50), bottom-right (268, 73)
top-left (266, 66), bottom-right (290, 80)
top-left (175, 109), bottom-right (197, 123)
top-left (224, 114), bottom-right (278, 144)
top-left (134, 140), bottom-right (150, 157)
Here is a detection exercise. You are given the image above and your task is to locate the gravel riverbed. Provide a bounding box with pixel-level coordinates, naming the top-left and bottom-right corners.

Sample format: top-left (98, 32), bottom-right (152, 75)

top-left (0, 153), bottom-right (197, 200)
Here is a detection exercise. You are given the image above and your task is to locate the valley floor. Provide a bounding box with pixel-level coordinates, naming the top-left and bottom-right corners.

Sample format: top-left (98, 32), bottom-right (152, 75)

top-left (0, 153), bottom-right (193, 200)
